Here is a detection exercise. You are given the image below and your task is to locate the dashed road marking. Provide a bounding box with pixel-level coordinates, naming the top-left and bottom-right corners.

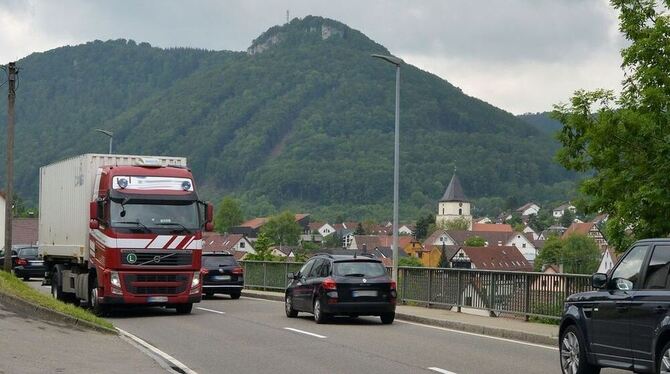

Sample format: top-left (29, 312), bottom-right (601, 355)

top-left (117, 327), bottom-right (197, 374)
top-left (196, 307), bottom-right (226, 315)
top-left (284, 327), bottom-right (327, 339)
top-left (428, 367), bottom-right (457, 374)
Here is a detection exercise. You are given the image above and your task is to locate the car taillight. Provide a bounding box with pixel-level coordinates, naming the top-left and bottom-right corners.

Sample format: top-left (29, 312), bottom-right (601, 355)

top-left (390, 280), bottom-right (397, 290)
top-left (16, 258), bottom-right (27, 266)
top-left (322, 277), bottom-right (337, 291)
top-left (232, 267), bottom-right (244, 275)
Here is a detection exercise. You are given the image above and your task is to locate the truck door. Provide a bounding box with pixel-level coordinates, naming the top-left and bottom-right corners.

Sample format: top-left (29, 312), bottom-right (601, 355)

top-left (591, 244), bottom-right (649, 364)
top-left (630, 244), bottom-right (670, 371)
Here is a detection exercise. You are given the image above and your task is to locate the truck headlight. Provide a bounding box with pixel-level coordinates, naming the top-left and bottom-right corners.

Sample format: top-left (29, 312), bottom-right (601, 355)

top-left (110, 272), bottom-right (121, 288)
top-left (191, 272), bottom-right (200, 288)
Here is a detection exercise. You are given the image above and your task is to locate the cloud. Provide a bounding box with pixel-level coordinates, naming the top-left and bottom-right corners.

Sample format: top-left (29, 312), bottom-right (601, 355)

top-left (0, 0), bottom-right (627, 113)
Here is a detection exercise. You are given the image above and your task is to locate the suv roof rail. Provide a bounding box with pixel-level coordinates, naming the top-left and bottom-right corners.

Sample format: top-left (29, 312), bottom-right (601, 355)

top-left (357, 253), bottom-right (376, 258)
top-left (313, 253), bottom-right (335, 258)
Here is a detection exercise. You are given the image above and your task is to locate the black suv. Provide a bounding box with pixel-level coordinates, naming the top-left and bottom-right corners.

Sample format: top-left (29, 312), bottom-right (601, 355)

top-left (284, 254), bottom-right (396, 324)
top-left (560, 239), bottom-right (670, 374)
top-left (201, 252), bottom-right (244, 299)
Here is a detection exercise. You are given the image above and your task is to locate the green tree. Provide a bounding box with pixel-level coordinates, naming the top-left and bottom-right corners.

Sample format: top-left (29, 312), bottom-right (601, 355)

top-left (464, 235), bottom-right (486, 247)
top-left (354, 222), bottom-right (366, 235)
top-left (561, 234), bottom-right (601, 274)
top-left (323, 233), bottom-right (343, 248)
top-left (399, 256), bottom-right (423, 267)
top-left (245, 232), bottom-right (278, 261)
top-left (506, 212), bottom-right (523, 227)
top-left (528, 210), bottom-right (554, 232)
top-left (553, 1), bottom-right (670, 252)
top-left (414, 214), bottom-right (434, 241)
top-left (534, 235), bottom-right (563, 271)
top-left (559, 209), bottom-right (575, 228)
top-left (261, 211), bottom-right (301, 246)
top-left (214, 196), bottom-right (244, 233)
top-left (438, 217), bottom-right (470, 231)
top-left (438, 244), bottom-right (450, 268)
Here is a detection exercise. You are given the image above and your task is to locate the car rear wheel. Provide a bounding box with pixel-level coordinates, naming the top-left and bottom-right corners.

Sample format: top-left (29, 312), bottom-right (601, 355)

top-left (23, 276), bottom-right (29, 281)
top-left (175, 303), bottom-right (193, 314)
top-left (380, 312), bottom-right (395, 324)
top-left (229, 292), bottom-right (241, 300)
top-left (657, 341), bottom-right (670, 374)
top-left (204, 291), bottom-right (213, 298)
top-left (313, 298), bottom-right (329, 324)
top-left (285, 295), bottom-right (298, 318)
top-left (560, 325), bottom-right (600, 374)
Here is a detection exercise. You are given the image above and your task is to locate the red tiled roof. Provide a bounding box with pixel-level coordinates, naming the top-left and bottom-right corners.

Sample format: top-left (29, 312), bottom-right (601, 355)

top-left (423, 229), bottom-right (447, 248)
top-left (308, 222), bottom-right (325, 231)
top-left (472, 223), bottom-right (513, 233)
top-left (202, 232), bottom-right (246, 252)
top-left (447, 230), bottom-right (514, 246)
top-left (562, 222), bottom-right (596, 239)
top-left (460, 246), bottom-right (532, 271)
top-left (12, 218), bottom-right (38, 245)
top-left (239, 217), bottom-right (267, 229)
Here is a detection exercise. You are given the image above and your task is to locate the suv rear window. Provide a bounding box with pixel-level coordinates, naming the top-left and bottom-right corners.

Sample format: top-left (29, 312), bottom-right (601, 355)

top-left (18, 247), bottom-right (38, 257)
top-left (203, 255), bottom-right (237, 267)
top-left (333, 261), bottom-right (387, 277)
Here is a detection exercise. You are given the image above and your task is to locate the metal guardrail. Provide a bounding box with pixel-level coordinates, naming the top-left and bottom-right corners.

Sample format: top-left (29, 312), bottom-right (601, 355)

top-left (240, 261), bottom-right (593, 320)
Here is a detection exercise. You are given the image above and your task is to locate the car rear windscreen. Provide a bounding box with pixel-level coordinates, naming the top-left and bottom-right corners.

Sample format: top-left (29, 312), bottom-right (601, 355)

top-left (203, 255), bottom-right (237, 267)
top-left (333, 261), bottom-right (387, 277)
top-left (18, 247), bottom-right (38, 257)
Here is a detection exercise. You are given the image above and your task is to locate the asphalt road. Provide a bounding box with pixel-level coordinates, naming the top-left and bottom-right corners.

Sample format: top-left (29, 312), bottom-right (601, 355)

top-left (105, 295), bottom-right (628, 374)
top-left (26, 281), bottom-right (628, 374)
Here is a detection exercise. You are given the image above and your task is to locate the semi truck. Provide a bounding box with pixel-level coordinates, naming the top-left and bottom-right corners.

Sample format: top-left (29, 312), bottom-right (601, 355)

top-left (38, 154), bottom-right (213, 315)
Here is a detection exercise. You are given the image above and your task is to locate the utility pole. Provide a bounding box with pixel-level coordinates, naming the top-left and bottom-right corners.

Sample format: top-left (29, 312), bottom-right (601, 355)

top-left (4, 62), bottom-right (17, 272)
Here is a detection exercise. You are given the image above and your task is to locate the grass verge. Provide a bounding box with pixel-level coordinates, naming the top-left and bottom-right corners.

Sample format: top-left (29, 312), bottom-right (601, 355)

top-left (0, 271), bottom-right (113, 330)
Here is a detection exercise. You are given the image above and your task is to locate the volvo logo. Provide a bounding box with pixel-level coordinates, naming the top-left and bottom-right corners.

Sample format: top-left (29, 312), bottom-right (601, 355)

top-left (362, 278), bottom-right (367, 283)
top-left (153, 255), bottom-right (161, 263)
top-left (126, 253), bottom-right (137, 264)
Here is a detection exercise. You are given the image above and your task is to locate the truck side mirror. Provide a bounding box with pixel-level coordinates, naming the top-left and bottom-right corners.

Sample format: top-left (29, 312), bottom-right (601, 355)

top-left (205, 203), bottom-right (214, 231)
top-left (591, 273), bottom-right (608, 289)
top-left (89, 201), bottom-right (99, 229)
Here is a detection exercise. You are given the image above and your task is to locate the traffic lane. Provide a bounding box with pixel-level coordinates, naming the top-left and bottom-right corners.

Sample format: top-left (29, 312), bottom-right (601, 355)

top-left (108, 301), bottom-right (423, 374)
top-left (204, 295), bottom-right (630, 374)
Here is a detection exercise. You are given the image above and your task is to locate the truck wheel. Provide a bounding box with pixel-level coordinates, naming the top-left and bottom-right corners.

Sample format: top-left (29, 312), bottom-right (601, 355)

top-left (175, 303), bottom-right (193, 314)
top-left (89, 278), bottom-right (109, 317)
top-left (51, 273), bottom-right (64, 301)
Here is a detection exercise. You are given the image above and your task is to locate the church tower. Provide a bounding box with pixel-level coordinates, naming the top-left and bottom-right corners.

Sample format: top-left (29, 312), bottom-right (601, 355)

top-left (435, 173), bottom-right (472, 230)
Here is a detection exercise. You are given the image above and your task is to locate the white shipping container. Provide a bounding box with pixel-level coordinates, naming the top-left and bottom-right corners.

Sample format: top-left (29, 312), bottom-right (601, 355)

top-left (38, 154), bottom-right (187, 262)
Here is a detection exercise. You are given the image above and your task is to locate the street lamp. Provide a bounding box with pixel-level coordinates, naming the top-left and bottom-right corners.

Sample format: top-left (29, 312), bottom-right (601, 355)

top-left (371, 53), bottom-right (403, 283)
top-left (95, 129), bottom-right (113, 154)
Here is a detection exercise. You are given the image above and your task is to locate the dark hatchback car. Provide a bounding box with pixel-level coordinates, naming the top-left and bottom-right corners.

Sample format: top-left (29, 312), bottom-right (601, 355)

top-left (12, 247), bottom-right (45, 281)
top-left (201, 252), bottom-right (244, 299)
top-left (284, 254), bottom-right (396, 324)
top-left (560, 239), bottom-right (670, 374)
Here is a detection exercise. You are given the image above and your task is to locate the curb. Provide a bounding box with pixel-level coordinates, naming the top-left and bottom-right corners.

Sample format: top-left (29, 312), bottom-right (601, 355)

top-left (0, 290), bottom-right (117, 335)
top-left (242, 289), bottom-right (557, 346)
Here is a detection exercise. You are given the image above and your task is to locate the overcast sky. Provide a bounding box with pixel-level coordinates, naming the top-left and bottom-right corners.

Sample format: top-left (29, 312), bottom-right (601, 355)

top-left (0, 0), bottom-right (626, 114)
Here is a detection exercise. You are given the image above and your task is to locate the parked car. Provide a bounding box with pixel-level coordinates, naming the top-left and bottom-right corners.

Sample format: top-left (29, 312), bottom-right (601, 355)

top-left (12, 246), bottom-right (45, 281)
top-left (0, 249), bottom-right (18, 269)
top-left (560, 239), bottom-right (670, 374)
top-left (284, 253), bottom-right (396, 324)
top-left (201, 251), bottom-right (244, 299)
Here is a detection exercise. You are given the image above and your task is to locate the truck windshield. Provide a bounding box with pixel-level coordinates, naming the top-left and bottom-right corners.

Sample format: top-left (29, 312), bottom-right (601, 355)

top-left (110, 200), bottom-right (199, 231)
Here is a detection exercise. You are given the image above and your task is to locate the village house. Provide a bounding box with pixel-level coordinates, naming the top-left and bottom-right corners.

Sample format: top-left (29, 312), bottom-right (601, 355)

top-left (230, 213), bottom-right (310, 240)
top-left (516, 202), bottom-right (541, 217)
top-left (202, 232), bottom-right (255, 253)
top-left (553, 203), bottom-right (577, 218)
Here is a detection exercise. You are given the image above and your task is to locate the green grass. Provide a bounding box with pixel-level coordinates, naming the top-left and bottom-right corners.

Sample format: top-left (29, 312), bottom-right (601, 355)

top-left (0, 271), bottom-right (114, 330)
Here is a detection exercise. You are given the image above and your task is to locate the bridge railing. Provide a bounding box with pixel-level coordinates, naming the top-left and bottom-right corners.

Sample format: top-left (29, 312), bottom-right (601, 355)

top-left (239, 261), bottom-right (592, 320)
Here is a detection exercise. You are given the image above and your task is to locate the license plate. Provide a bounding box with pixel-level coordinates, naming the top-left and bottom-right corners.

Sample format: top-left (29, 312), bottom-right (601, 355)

top-left (214, 275), bottom-right (231, 281)
top-left (147, 296), bottom-right (168, 303)
top-left (352, 290), bottom-right (377, 297)
top-left (30, 261), bottom-right (43, 266)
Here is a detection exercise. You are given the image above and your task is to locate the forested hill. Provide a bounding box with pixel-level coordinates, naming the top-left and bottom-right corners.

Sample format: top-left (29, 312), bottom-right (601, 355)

top-left (0, 16), bottom-right (576, 220)
top-left (517, 112), bottom-right (564, 135)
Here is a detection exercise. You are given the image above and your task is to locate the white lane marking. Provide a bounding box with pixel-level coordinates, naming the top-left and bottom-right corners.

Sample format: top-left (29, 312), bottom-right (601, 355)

top-left (284, 327), bottom-right (327, 339)
top-left (241, 296), bottom-right (283, 303)
top-left (197, 307), bottom-right (226, 315)
top-left (116, 327), bottom-right (197, 374)
top-left (428, 367), bottom-right (457, 374)
top-left (395, 320), bottom-right (557, 351)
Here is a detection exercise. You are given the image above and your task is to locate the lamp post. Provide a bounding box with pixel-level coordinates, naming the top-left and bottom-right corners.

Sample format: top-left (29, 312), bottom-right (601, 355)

top-left (95, 129), bottom-right (113, 154)
top-left (371, 54), bottom-right (403, 283)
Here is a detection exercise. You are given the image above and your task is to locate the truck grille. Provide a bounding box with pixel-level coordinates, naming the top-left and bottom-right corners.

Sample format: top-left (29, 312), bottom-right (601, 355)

top-left (121, 250), bottom-right (192, 266)
top-left (123, 274), bottom-right (189, 295)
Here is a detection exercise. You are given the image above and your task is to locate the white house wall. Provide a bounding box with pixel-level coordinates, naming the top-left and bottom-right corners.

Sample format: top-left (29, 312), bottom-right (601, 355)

top-left (507, 234), bottom-right (537, 262)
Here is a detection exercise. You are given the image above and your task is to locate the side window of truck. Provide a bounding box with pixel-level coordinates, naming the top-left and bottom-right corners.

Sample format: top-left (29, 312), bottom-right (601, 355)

top-left (611, 245), bottom-right (650, 290)
top-left (643, 245), bottom-right (670, 289)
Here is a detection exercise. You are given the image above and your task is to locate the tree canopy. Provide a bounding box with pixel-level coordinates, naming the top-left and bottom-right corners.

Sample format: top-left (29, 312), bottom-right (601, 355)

top-left (553, 1), bottom-right (670, 251)
top-left (534, 234), bottom-right (601, 274)
top-left (261, 211), bottom-right (302, 246)
top-left (214, 196), bottom-right (244, 233)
